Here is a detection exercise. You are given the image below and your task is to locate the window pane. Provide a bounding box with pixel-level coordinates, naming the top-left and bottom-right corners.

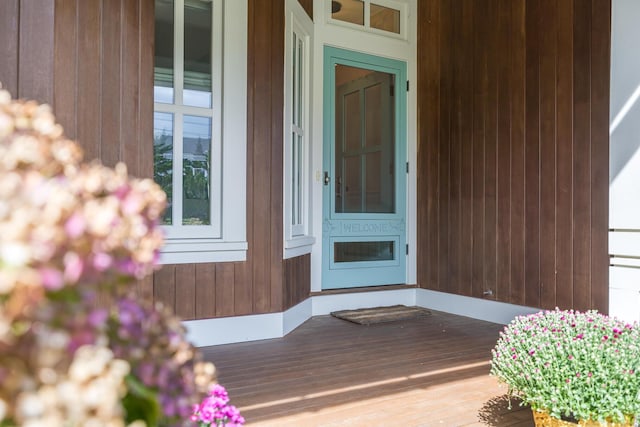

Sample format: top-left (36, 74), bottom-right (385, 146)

top-left (344, 91), bottom-right (361, 152)
top-left (183, 115), bottom-right (211, 225)
top-left (292, 33), bottom-right (297, 127)
top-left (365, 83), bottom-right (382, 147)
top-left (343, 155), bottom-right (361, 213)
top-left (154, 112), bottom-right (174, 225)
top-left (292, 131), bottom-right (298, 225)
top-left (154, 0), bottom-right (174, 103)
top-left (331, 0), bottom-right (364, 26)
top-left (370, 3), bottom-right (401, 34)
top-left (297, 37), bottom-right (303, 126)
top-left (296, 133), bottom-right (303, 226)
top-left (184, 0), bottom-right (212, 108)
top-left (334, 241), bottom-right (394, 262)
top-left (335, 64), bottom-right (395, 214)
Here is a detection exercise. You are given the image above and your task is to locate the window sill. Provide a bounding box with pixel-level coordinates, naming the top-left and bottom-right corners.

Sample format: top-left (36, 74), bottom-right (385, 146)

top-left (159, 239), bottom-right (248, 264)
top-left (284, 235), bottom-right (316, 259)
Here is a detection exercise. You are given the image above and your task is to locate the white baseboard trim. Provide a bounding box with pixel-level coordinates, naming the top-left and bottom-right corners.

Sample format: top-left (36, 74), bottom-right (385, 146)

top-left (184, 312), bottom-right (283, 347)
top-left (416, 289), bottom-right (540, 325)
top-left (185, 288), bottom-right (540, 346)
top-left (283, 297), bottom-right (313, 335)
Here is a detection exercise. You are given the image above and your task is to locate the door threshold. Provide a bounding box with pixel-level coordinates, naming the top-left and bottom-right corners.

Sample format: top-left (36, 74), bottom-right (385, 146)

top-left (311, 284), bottom-right (417, 296)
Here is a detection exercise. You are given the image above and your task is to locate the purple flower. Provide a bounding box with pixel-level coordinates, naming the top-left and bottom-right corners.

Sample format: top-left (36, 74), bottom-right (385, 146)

top-left (192, 385), bottom-right (244, 426)
top-left (87, 308), bottom-right (108, 327)
top-left (39, 267), bottom-right (64, 290)
top-left (65, 212), bottom-right (86, 238)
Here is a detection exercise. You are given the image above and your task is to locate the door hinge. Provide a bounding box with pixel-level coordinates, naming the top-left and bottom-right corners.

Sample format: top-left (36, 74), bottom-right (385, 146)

top-left (406, 244), bottom-right (409, 255)
top-left (390, 84), bottom-right (395, 97)
top-left (406, 80), bottom-right (410, 91)
top-left (406, 162), bottom-right (409, 173)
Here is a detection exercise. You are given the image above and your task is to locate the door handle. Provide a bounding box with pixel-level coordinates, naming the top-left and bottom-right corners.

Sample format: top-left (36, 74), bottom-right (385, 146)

top-left (324, 171), bottom-right (330, 185)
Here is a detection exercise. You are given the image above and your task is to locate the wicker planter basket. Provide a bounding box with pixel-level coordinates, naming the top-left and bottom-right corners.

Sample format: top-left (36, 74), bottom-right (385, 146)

top-left (532, 410), bottom-right (635, 427)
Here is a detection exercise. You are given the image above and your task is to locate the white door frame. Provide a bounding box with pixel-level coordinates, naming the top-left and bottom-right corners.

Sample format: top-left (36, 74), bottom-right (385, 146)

top-left (309, 0), bottom-right (417, 292)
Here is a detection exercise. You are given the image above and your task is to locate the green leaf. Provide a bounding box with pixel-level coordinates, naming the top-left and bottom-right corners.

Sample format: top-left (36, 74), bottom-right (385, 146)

top-left (122, 374), bottom-right (162, 426)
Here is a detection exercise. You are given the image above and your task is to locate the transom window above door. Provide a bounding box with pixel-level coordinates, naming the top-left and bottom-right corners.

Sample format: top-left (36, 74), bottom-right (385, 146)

top-left (327, 0), bottom-right (407, 39)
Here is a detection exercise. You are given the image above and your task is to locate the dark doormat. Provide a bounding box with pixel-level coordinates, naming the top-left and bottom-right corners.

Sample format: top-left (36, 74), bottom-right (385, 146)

top-left (330, 305), bottom-right (431, 325)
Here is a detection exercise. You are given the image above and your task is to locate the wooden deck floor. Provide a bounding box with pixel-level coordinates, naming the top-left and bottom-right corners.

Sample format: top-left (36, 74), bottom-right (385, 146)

top-left (200, 311), bottom-right (535, 427)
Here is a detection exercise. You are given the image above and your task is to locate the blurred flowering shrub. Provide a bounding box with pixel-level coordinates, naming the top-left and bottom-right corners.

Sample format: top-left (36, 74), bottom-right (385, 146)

top-left (0, 89), bottom-right (241, 426)
top-left (491, 309), bottom-right (640, 424)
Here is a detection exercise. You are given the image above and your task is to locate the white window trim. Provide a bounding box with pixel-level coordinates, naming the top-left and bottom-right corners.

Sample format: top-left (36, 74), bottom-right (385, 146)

top-left (284, 0), bottom-right (315, 259)
top-left (158, 0), bottom-right (248, 264)
top-left (325, 0), bottom-right (408, 41)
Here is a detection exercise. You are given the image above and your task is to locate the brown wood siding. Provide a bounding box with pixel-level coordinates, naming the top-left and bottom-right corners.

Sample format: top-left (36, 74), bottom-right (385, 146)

top-left (50, 0), bottom-right (154, 176)
top-left (53, 0), bottom-right (155, 300)
top-left (417, 0), bottom-right (611, 313)
top-left (297, 0), bottom-right (313, 20)
top-left (0, 0), bottom-right (55, 103)
top-left (283, 254), bottom-right (311, 309)
top-left (0, 1), bottom-right (20, 97)
top-left (0, 0), bottom-right (155, 299)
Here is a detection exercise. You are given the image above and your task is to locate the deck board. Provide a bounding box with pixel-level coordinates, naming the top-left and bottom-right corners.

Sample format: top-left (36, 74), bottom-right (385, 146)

top-left (200, 311), bottom-right (534, 426)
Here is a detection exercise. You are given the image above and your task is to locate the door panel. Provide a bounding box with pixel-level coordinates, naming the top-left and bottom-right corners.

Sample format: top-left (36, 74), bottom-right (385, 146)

top-left (322, 47), bottom-right (407, 289)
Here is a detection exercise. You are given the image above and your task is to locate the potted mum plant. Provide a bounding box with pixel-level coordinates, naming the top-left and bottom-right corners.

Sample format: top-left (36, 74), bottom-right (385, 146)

top-left (491, 309), bottom-right (640, 427)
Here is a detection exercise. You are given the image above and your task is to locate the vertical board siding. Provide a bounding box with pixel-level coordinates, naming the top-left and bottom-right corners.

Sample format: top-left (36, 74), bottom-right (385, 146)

top-left (470, 0), bottom-right (488, 300)
top-left (195, 264), bottom-right (217, 319)
top-left (18, 0), bottom-right (55, 104)
top-left (269, 1), bottom-right (285, 313)
top-left (417, 0), bottom-right (610, 312)
top-left (52, 0), bottom-right (154, 299)
top-left (572, 0), bottom-right (593, 311)
top-left (283, 254), bottom-right (311, 310)
top-left (416, 0), bottom-right (440, 295)
top-left (0, 0), bottom-right (19, 97)
top-left (589, 0), bottom-right (611, 313)
top-left (510, 0), bottom-right (526, 306)
top-left (524, 0), bottom-right (541, 308)
top-left (175, 264), bottom-right (196, 320)
top-left (53, 0), bottom-right (78, 139)
top-left (0, 0), bottom-right (55, 102)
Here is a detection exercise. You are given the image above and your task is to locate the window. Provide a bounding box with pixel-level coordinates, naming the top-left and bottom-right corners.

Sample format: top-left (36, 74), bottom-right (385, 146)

top-left (154, 0), bottom-right (248, 263)
top-left (328, 0), bottom-right (407, 39)
top-left (284, 0), bottom-right (315, 258)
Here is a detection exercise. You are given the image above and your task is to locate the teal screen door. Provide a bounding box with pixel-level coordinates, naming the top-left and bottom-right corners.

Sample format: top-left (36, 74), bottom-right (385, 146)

top-left (322, 47), bottom-right (407, 289)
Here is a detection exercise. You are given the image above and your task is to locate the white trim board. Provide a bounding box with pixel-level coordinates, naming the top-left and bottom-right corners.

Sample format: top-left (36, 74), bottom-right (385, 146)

top-left (184, 288), bottom-right (540, 347)
top-left (415, 289), bottom-right (540, 325)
